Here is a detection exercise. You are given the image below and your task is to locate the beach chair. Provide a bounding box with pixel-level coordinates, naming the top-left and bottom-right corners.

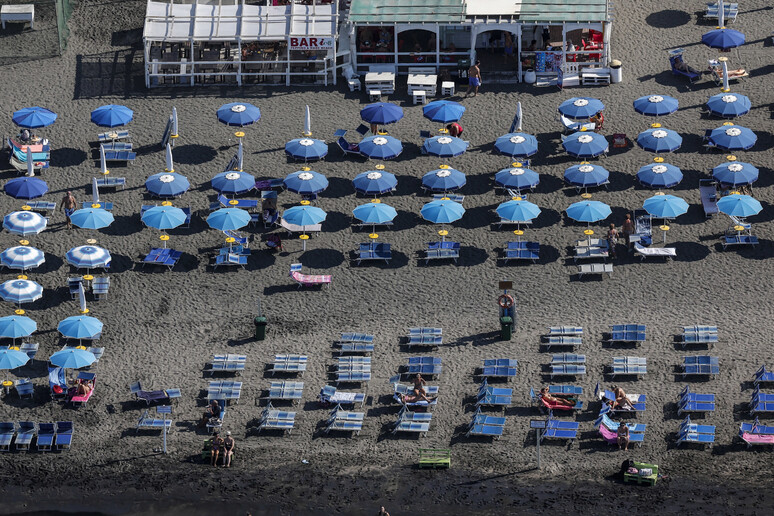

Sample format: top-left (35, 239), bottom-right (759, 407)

top-left (18, 342), bottom-right (38, 361)
top-left (95, 177), bottom-right (126, 190)
top-left (680, 415), bottom-right (715, 436)
top-left (408, 327), bottom-right (442, 337)
top-left (207, 380), bottom-right (242, 404)
top-left (633, 243), bottom-right (676, 261)
top-left (418, 448), bottom-right (450, 469)
top-left (337, 332), bottom-right (375, 344)
top-left (36, 423), bottom-right (55, 451)
top-left (271, 354), bottom-right (307, 376)
top-left (503, 241), bottom-right (540, 264)
top-left (69, 372), bottom-right (97, 406)
top-left (577, 263), bottom-right (613, 278)
top-left (593, 413), bottom-right (647, 435)
top-left (406, 334), bottom-right (442, 349)
top-left (257, 402), bottom-right (296, 435)
top-left (68, 277), bottom-right (84, 299)
top-left (708, 59), bottom-right (748, 86)
top-left (739, 431), bottom-right (774, 448)
top-left (392, 408), bottom-right (432, 436)
top-left (481, 359), bottom-right (517, 379)
top-left (393, 382), bottom-right (439, 408)
top-left (682, 356), bottom-right (720, 378)
top-left (754, 365), bottom-right (774, 386)
top-left (550, 364), bottom-right (586, 378)
top-left (541, 418), bottom-right (579, 444)
top-left (678, 396), bottom-right (716, 415)
top-left (98, 130), bottom-right (130, 143)
top-left (289, 263), bottom-right (331, 289)
top-left (406, 356), bottom-right (442, 377)
top-left (551, 354), bottom-right (586, 365)
top-left (608, 324), bottom-right (646, 345)
top-left (476, 380), bottom-right (513, 408)
top-left (140, 248), bottom-right (182, 271)
top-left (548, 326), bottom-right (583, 336)
top-left (356, 242), bottom-right (392, 265)
top-left (205, 399), bottom-right (226, 434)
top-left (213, 253), bottom-right (248, 270)
top-left (130, 381), bottom-right (181, 405)
top-left (466, 409), bottom-right (506, 440)
top-left (14, 422), bottom-right (35, 451)
top-left (679, 385), bottom-right (716, 404)
top-left (677, 428), bottom-right (714, 448)
top-left (318, 385), bottom-right (366, 408)
top-left (217, 194), bottom-right (258, 211)
top-left (425, 246), bottom-right (460, 264)
top-left (136, 409), bottom-right (173, 433)
top-left (210, 354), bottom-right (247, 376)
top-left (325, 404), bottom-right (365, 435)
top-left (543, 336), bottom-right (583, 350)
top-left (705, 2), bottom-right (738, 22)
top-left (609, 357), bottom-right (647, 378)
top-left (0, 422), bottom-right (15, 451)
top-left (595, 383), bottom-right (647, 413)
top-left (698, 179), bottom-right (719, 218)
top-left (722, 234), bottom-right (759, 249)
top-left (268, 381), bottom-right (304, 403)
top-left (597, 423), bottom-right (645, 448)
top-left (333, 130), bottom-right (362, 157)
top-left (55, 421), bottom-right (74, 450)
top-left (530, 387), bottom-right (583, 413)
top-left (92, 276), bottom-right (110, 300)
top-left (681, 331), bottom-right (718, 348)
top-left (14, 378), bottom-right (34, 399)
top-left (668, 49), bottom-right (700, 82)
top-left (101, 144), bottom-right (136, 162)
top-left (573, 247), bottom-right (608, 262)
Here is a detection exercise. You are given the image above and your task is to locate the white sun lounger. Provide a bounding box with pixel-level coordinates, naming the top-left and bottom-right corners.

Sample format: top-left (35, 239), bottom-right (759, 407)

top-left (577, 263), bottom-right (613, 278)
top-left (634, 243), bottom-right (676, 260)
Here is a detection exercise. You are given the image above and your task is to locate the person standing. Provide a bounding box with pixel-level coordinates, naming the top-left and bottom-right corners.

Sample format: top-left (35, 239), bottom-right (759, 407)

top-left (621, 214), bottom-right (635, 249)
top-left (60, 191), bottom-right (77, 230)
top-left (607, 223), bottom-right (619, 259)
top-left (465, 60), bottom-right (482, 97)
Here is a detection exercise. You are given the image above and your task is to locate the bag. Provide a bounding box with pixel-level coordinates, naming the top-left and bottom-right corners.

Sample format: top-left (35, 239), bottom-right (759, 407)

top-left (627, 467), bottom-right (639, 474)
top-left (639, 468), bottom-right (652, 477)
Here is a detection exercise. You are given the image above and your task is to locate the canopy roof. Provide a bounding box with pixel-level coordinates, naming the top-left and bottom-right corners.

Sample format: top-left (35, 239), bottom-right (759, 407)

top-left (144, 0), bottom-right (338, 42)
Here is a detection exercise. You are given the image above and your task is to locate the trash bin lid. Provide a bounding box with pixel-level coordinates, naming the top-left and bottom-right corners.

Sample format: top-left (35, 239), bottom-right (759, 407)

top-left (610, 59), bottom-right (622, 68)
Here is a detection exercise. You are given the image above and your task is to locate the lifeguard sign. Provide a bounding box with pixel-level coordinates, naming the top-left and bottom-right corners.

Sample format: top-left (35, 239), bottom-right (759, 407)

top-left (289, 36), bottom-right (333, 51)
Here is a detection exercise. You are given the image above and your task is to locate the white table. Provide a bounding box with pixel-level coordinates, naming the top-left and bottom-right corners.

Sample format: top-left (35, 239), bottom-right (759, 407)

top-left (1, 4), bottom-right (34, 29)
top-left (365, 72), bottom-right (395, 94)
top-left (407, 74), bottom-right (437, 95)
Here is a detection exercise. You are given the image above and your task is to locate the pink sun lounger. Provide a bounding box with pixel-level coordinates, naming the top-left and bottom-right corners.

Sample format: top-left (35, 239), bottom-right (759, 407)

top-left (740, 432), bottom-right (774, 448)
top-left (289, 263), bottom-right (331, 289)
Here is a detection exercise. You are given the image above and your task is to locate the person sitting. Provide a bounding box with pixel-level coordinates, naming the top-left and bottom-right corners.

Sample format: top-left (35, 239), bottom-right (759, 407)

top-left (674, 55), bottom-right (699, 75)
top-left (223, 431), bottom-right (235, 468)
top-left (539, 387), bottom-right (577, 407)
top-left (617, 422), bottom-right (630, 451)
top-left (19, 129), bottom-right (31, 143)
top-left (210, 431), bottom-right (224, 467)
top-left (265, 233), bottom-right (282, 251)
top-left (75, 380), bottom-right (93, 397)
top-left (611, 385), bottom-right (635, 411)
top-left (446, 122), bottom-right (463, 138)
top-left (199, 399), bottom-right (222, 428)
top-left (589, 112), bottom-right (604, 132)
top-left (413, 373), bottom-right (427, 395)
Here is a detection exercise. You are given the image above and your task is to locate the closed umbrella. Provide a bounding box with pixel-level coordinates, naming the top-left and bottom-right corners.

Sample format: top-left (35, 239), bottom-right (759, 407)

top-left (494, 133), bottom-right (538, 158)
top-left (712, 161), bottom-right (758, 186)
top-left (494, 166), bottom-right (540, 192)
top-left (165, 143), bottom-right (174, 172)
top-left (562, 131), bottom-right (609, 158)
top-left (12, 107), bottom-right (57, 128)
top-left (0, 279), bottom-right (43, 305)
top-left (206, 208), bottom-right (251, 231)
top-left (283, 170), bottom-right (329, 195)
top-left (637, 162), bottom-right (683, 189)
top-left (0, 315), bottom-right (36, 340)
top-left (706, 93), bottom-right (751, 118)
top-left (172, 107), bottom-right (179, 140)
top-left (352, 170), bottom-right (398, 196)
top-left (100, 144), bottom-right (108, 175)
top-left (0, 349), bottom-right (29, 370)
top-left (360, 102), bottom-right (404, 125)
top-left (283, 205), bottom-right (327, 251)
top-left (563, 163), bottom-right (610, 190)
top-left (141, 206), bottom-right (187, 230)
top-left (303, 105), bottom-right (311, 136)
top-left (211, 171), bottom-right (257, 195)
top-left (236, 139), bottom-right (244, 172)
top-left (558, 97), bottom-right (604, 120)
top-left (422, 135), bottom-right (469, 157)
top-left (359, 135), bottom-right (403, 160)
top-left (636, 127), bottom-right (682, 153)
top-left (217, 102), bottom-right (261, 126)
top-left (92, 177), bottom-right (100, 204)
top-left (422, 167), bottom-right (466, 192)
top-left (4, 177), bottom-right (48, 199)
top-left (0, 246), bottom-right (45, 272)
top-left (708, 125), bottom-right (757, 150)
top-left (145, 172), bottom-right (190, 198)
top-left (49, 348), bottom-right (96, 369)
top-left (422, 100), bottom-right (466, 123)
top-left (90, 105), bottom-right (133, 127)
top-left (3, 211), bottom-right (47, 236)
top-left (284, 138), bottom-right (329, 161)
top-left (58, 315), bottom-right (103, 340)
top-left (717, 194), bottom-right (762, 218)
top-left (26, 147), bottom-right (33, 178)
top-left (66, 245), bottom-right (111, 269)
top-left (70, 208), bottom-right (115, 230)
top-left (643, 194), bottom-right (689, 219)
top-left (633, 95), bottom-right (678, 117)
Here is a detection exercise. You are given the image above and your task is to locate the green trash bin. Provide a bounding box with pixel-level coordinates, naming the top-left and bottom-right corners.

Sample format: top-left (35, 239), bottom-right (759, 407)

top-left (254, 316), bottom-right (267, 341)
top-left (500, 316), bottom-right (513, 341)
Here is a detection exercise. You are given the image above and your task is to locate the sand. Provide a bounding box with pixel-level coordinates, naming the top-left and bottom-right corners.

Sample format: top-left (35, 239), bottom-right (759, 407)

top-left (1, 0), bottom-right (774, 514)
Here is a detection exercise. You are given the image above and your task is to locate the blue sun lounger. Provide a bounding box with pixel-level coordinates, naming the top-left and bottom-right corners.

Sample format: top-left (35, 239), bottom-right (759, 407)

top-left (268, 381), bottom-right (304, 403)
top-left (551, 354), bottom-right (586, 365)
top-left (257, 402), bottom-right (296, 434)
top-left (543, 336), bottom-right (583, 350)
top-left (608, 324), bottom-right (646, 345)
top-left (136, 410), bottom-right (172, 433)
top-left (682, 356), bottom-right (720, 377)
top-left (467, 409), bottom-right (506, 439)
top-left (678, 398), bottom-right (716, 415)
top-left (679, 385), bottom-right (716, 404)
top-left (610, 357), bottom-right (647, 378)
top-left (141, 248), bottom-right (182, 271)
top-left (393, 407), bottom-right (432, 436)
top-left (593, 413), bottom-right (647, 434)
top-left (210, 354), bottom-right (247, 375)
top-left (36, 423), bottom-right (55, 451)
top-left (683, 325), bottom-right (717, 334)
top-left (476, 379), bottom-right (513, 408)
top-left (754, 365), bottom-right (774, 386)
top-left (550, 364), bottom-right (586, 378)
top-left (409, 327), bottom-right (442, 336)
top-left (337, 332), bottom-right (374, 344)
top-left (739, 417), bottom-right (774, 436)
top-left (406, 356), bottom-right (442, 377)
top-left (503, 241), bottom-right (540, 263)
top-left (318, 385), bottom-right (366, 408)
top-left (425, 247), bottom-right (459, 264)
top-left (357, 242), bottom-right (392, 264)
top-left (407, 334), bottom-right (442, 348)
top-left (337, 342), bottom-right (374, 354)
top-left (53, 421), bottom-right (73, 450)
top-left (14, 422), bottom-right (35, 450)
top-left (677, 429), bottom-right (715, 448)
top-left (325, 410), bottom-right (364, 436)
top-left (682, 332), bottom-right (718, 347)
top-left (750, 389), bottom-right (774, 416)
top-left (595, 383), bottom-right (647, 413)
top-left (271, 354), bottom-right (307, 376)
top-left (393, 382), bottom-right (438, 407)
top-left (208, 381), bottom-right (242, 403)
top-left (481, 358), bottom-right (517, 379)
top-left (541, 418), bottom-right (579, 443)
top-left (549, 326), bottom-right (582, 336)
top-left (213, 253), bottom-right (247, 270)
top-left (101, 145), bottom-right (136, 162)
top-left (680, 415), bottom-right (715, 435)
top-left (98, 130), bottom-right (130, 142)
top-left (0, 422), bottom-right (15, 451)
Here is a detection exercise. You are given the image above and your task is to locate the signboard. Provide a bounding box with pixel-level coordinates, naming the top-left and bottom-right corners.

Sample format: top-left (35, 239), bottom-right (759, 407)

top-left (499, 281), bottom-right (513, 290)
top-left (529, 420), bottom-right (547, 429)
top-left (289, 36), bottom-right (334, 51)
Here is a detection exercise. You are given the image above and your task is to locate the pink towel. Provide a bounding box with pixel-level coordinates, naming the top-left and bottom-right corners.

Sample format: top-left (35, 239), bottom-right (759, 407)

top-left (742, 432), bottom-right (774, 444)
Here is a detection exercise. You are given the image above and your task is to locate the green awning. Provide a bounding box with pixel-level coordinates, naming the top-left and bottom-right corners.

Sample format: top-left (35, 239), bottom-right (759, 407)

top-left (516, 0), bottom-right (610, 23)
top-left (348, 0), bottom-right (466, 24)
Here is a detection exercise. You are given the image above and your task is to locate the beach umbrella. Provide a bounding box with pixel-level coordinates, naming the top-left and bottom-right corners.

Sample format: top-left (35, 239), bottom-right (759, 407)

top-left (422, 167), bottom-right (466, 192)
top-left (145, 172), bottom-right (190, 198)
top-left (712, 161), bottom-right (758, 186)
top-left (0, 349), bottom-right (29, 370)
top-left (26, 147), bottom-right (33, 177)
top-left (422, 135), bottom-right (469, 157)
top-left (352, 170), bottom-right (398, 196)
top-left (420, 200), bottom-right (465, 224)
top-left (283, 170), bottom-right (329, 195)
top-left (66, 245), bottom-right (111, 269)
top-left (360, 102), bottom-right (404, 125)
top-left (211, 170), bottom-right (257, 195)
top-left (142, 206), bottom-right (186, 230)
top-left (643, 194), bottom-right (689, 219)
top-left (359, 135), bottom-right (403, 160)
top-left (0, 279), bottom-right (43, 305)
top-left (12, 107), bottom-right (57, 128)
top-left (0, 315), bottom-right (36, 339)
top-left (633, 95), bottom-right (678, 117)
top-left (637, 162), bottom-right (683, 189)
top-left (0, 246), bottom-right (45, 272)
top-left (303, 105), bottom-right (311, 136)
top-left (496, 200), bottom-right (541, 223)
top-left (206, 208), bottom-right (251, 231)
top-left (564, 163), bottom-right (610, 190)
top-left (49, 348), bottom-right (96, 369)
top-left (494, 166), bottom-right (540, 192)
top-left (90, 105), bottom-right (133, 127)
top-left (352, 203), bottom-right (397, 225)
top-left (70, 208), bottom-right (115, 230)
top-left (4, 177), bottom-right (48, 199)
top-left (284, 138), bottom-right (329, 161)
top-left (717, 194), bottom-right (762, 218)
top-left (217, 102), bottom-right (261, 126)
top-left (57, 315), bottom-right (103, 340)
top-left (494, 133), bottom-right (538, 158)
top-left (558, 97), bottom-right (604, 120)
top-left (708, 125), bottom-right (757, 150)
top-left (566, 201), bottom-right (612, 223)
top-left (422, 100), bottom-right (466, 123)
top-left (562, 131), bottom-right (609, 158)
top-left (283, 205), bottom-right (327, 227)
top-left (702, 28), bottom-right (745, 50)
top-left (636, 127), bottom-right (682, 153)
top-left (165, 143), bottom-right (174, 172)
top-left (706, 93), bottom-right (751, 118)
top-left (3, 211), bottom-right (47, 236)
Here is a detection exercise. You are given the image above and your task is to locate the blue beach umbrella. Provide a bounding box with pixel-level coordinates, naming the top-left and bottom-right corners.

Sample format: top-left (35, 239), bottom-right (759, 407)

top-left (0, 349), bottom-right (29, 370)
top-left (422, 100), bottom-right (466, 123)
top-left (352, 170), bottom-right (398, 196)
top-left (422, 167), bottom-right (466, 192)
top-left (145, 172), bottom-right (190, 198)
top-left (717, 194), bottom-right (762, 218)
top-left (360, 103), bottom-right (404, 125)
top-left (90, 105), bottom-right (133, 127)
top-left (285, 138), bottom-right (329, 161)
top-left (141, 206), bottom-right (187, 230)
top-left (633, 95), bottom-right (679, 117)
top-left (564, 163), bottom-right (610, 189)
top-left (0, 315), bottom-right (36, 339)
top-left (558, 97), bottom-right (604, 120)
top-left (637, 162), bottom-right (683, 189)
top-left (643, 194), bottom-right (689, 219)
top-left (702, 28), bottom-right (745, 50)
top-left (70, 208), bottom-right (115, 230)
top-left (0, 279), bottom-right (43, 304)
top-left (4, 177), bottom-right (48, 199)
top-left (566, 201), bottom-right (612, 223)
top-left (712, 161), bottom-right (758, 186)
top-left (359, 135), bottom-right (403, 160)
top-left (494, 166), bottom-right (540, 191)
top-left (636, 127), bottom-right (682, 153)
top-left (283, 205), bottom-right (327, 227)
top-left (12, 107), bottom-right (57, 128)
top-left (3, 211), bottom-right (47, 236)
top-left (217, 102), bottom-right (261, 126)
top-left (422, 135), bottom-right (469, 157)
top-left (562, 131), bottom-right (609, 158)
top-left (0, 246), bottom-right (45, 272)
top-left (420, 200), bottom-right (465, 224)
top-left (706, 93), bottom-right (751, 119)
top-left (283, 170), bottom-right (329, 195)
top-left (206, 208), bottom-right (251, 231)
top-left (211, 170), bottom-right (257, 195)
top-left (708, 125), bottom-right (757, 150)
top-left (496, 200), bottom-right (541, 223)
top-left (66, 245), bottom-right (111, 269)
top-left (58, 315), bottom-right (103, 340)
top-left (352, 203), bottom-right (397, 225)
top-left (494, 133), bottom-right (539, 158)
top-left (49, 348), bottom-right (96, 369)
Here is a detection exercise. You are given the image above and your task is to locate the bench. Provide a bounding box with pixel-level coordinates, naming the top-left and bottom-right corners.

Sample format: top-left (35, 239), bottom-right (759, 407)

top-left (581, 67), bottom-right (611, 85)
top-left (1, 4), bottom-right (34, 30)
top-left (577, 263), bottom-right (613, 278)
top-left (419, 448), bottom-right (450, 469)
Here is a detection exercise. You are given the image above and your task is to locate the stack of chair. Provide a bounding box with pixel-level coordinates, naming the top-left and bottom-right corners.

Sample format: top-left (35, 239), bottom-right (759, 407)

top-left (676, 415), bottom-right (714, 449)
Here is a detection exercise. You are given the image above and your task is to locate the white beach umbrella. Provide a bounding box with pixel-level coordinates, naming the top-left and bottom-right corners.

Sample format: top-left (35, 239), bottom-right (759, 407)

top-left (165, 143), bottom-right (174, 172)
top-left (172, 107), bottom-right (179, 139)
top-left (722, 60), bottom-right (730, 92)
top-left (237, 139), bottom-right (244, 172)
top-left (78, 281), bottom-right (88, 314)
top-left (92, 177), bottom-right (99, 204)
top-left (100, 144), bottom-right (108, 175)
top-left (303, 105), bottom-right (311, 136)
top-left (516, 101), bottom-right (523, 131)
top-left (26, 147), bottom-right (33, 177)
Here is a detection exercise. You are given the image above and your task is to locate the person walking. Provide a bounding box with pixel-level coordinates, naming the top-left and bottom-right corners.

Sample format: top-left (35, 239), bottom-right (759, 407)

top-left (465, 60), bottom-right (482, 97)
top-left (60, 191), bottom-right (77, 230)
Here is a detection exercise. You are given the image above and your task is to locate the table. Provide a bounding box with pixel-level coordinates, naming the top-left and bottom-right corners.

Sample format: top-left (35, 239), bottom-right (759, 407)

top-left (1, 4), bottom-right (34, 29)
top-left (407, 73), bottom-right (438, 95)
top-left (365, 72), bottom-right (395, 94)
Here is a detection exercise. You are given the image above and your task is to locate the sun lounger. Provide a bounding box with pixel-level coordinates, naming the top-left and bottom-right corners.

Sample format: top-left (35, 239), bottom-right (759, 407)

top-left (36, 423), bottom-right (55, 451)
top-left (739, 431), bottom-right (774, 448)
top-left (210, 354), bottom-right (247, 375)
top-left (267, 380), bottom-right (303, 403)
top-left (679, 385), bottom-right (715, 404)
top-left (754, 365), bottom-right (774, 386)
top-left (596, 383), bottom-right (647, 413)
top-left (678, 397), bottom-right (716, 415)
top-left (95, 177), bottom-right (126, 190)
top-left (289, 263), bottom-right (331, 289)
top-left (0, 422), bottom-right (15, 451)
top-left (136, 409), bottom-right (172, 432)
top-left (503, 241), bottom-right (540, 263)
top-left (551, 353), bottom-right (586, 365)
top-left (13, 422), bottom-right (35, 450)
top-left (543, 336), bottom-right (583, 350)
top-left (392, 408), bottom-right (431, 436)
top-left (577, 263), bottom-right (613, 278)
top-left (750, 391), bottom-right (774, 416)
top-left (318, 385), bottom-right (366, 408)
top-left (467, 409), bottom-right (506, 440)
top-left (338, 342), bottom-right (374, 354)
top-left (541, 418), bottom-right (579, 443)
top-left (683, 325), bottom-right (717, 334)
top-left (409, 327), bottom-right (442, 336)
top-left (476, 381), bottom-right (513, 408)
top-left (559, 114), bottom-right (595, 134)
top-left (336, 370), bottom-right (371, 383)
top-left (393, 382), bottom-right (439, 407)
top-left (722, 234), bottom-right (759, 249)
top-left (130, 381), bottom-right (181, 405)
top-left (271, 354), bottom-right (307, 376)
top-left (550, 364), bottom-right (586, 378)
top-left (101, 141), bottom-right (133, 151)
top-left (425, 247), bottom-right (459, 264)
top-left (53, 421), bottom-right (73, 450)
top-left (698, 179), bottom-right (719, 217)
top-left (325, 405), bottom-right (365, 435)
top-left (598, 423), bottom-right (645, 447)
top-left (333, 130), bottom-right (363, 158)
top-left (680, 415), bottom-right (715, 436)
top-left (98, 130), bottom-right (130, 142)
top-left (481, 359), bottom-right (517, 379)
top-left (682, 356), bottom-right (720, 378)
top-left (705, 2), bottom-right (738, 22)
top-left (739, 417), bottom-right (774, 437)
top-left (549, 326), bottom-right (583, 336)
top-left (92, 276), bottom-right (110, 300)
top-left (207, 381), bottom-right (242, 403)
top-left (101, 144), bottom-right (136, 162)
top-left (594, 413), bottom-right (647, 434)
top-left (356, 242), bottom-right (392, 264)
top-left (406, 334), bottom-right (442, 348)
top-left (634, 243), bottom-right (676, 260)
top-left (338, 331), bottom-right (376, 343)
top-left (257, 402), bottom-right (295, 434)
top-left (213, 253), bottom-right (248, 270)
top-left (141, 248), bottom-right (182, 271)
top-left (573, 247), bottom-right (608, 262)
top-left (609, 357), bottom-right (647, 378)
top-left (530, 387), bottom-right (583, 413)
top-left (14, 378), bottom-right (33, 399)
top-left (608, 324), bottom-right (646, 345)
top-left (669, 48), bottom-right (700, 82)
top-left (68, 372), bottom-right (96, 406)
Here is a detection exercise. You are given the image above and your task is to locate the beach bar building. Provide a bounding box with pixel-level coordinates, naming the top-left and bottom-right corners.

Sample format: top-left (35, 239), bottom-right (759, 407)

top-left (345, 0), bottom-right (613, 84)
top-left (143, 0), bottom-right (342, 88)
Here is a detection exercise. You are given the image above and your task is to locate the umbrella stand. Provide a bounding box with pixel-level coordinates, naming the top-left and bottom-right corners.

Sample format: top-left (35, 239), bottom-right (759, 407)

top-left (300, 229), bottom-right (308, 252)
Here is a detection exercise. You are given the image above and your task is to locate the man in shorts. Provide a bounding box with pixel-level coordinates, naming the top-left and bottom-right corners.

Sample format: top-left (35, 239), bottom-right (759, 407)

top-left (60, 191), bottom-right (77, 229)
top-left (465, 60), bottom-right (482, 97)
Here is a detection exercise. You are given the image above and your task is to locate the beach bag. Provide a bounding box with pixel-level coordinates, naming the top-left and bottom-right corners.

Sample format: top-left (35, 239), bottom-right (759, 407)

top-left (627, 467), bottom-right (639, 474)
top-left (639, 468), bottom-right (652, 477)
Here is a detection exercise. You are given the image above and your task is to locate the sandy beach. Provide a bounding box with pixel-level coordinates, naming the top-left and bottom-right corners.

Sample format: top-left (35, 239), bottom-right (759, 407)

top-left (1, 0), bottom-right (774, 514)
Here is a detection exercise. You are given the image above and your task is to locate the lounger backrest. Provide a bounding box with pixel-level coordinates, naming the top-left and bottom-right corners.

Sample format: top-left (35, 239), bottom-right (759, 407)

top-left (290, 263), bottom-right (303, 273)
